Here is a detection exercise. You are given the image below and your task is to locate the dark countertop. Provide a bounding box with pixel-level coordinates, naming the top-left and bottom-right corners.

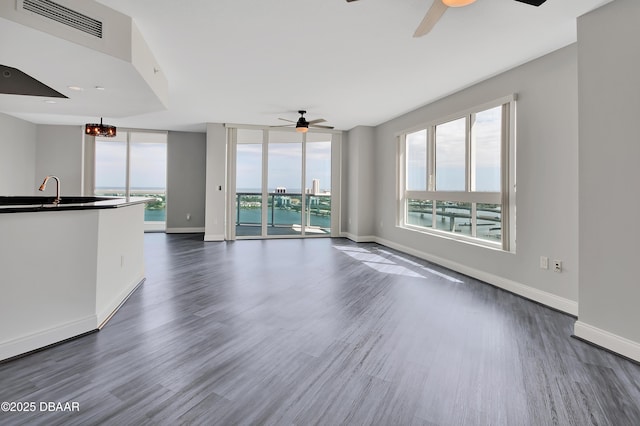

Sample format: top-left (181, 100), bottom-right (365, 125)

top-left (0, 196), bottom-right (151, 214)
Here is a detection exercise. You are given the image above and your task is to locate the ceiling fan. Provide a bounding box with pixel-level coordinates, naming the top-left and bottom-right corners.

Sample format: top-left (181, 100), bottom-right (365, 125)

top-left (346, 0), bottom-right (548, 37)
top-left (271, 110), bottom-right (334, 133)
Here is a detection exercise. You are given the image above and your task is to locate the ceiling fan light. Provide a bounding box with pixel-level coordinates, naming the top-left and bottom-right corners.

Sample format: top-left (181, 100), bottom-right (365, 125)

top-left (296, 125), bottom-right (308, 133)
top-left (442, 0), bottom-right (476, 7)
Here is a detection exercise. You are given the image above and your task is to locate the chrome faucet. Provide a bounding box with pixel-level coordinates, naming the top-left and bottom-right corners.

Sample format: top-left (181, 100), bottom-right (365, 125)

top-left (39, 175), bottom-right (61, 204)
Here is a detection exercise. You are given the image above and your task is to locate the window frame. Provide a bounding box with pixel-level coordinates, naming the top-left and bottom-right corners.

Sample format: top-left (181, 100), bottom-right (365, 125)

top-left (225, 125), bottom-right (342, 241)
top-left (92, 128), bottom-right (168, 232)
top-left (397, 95), bottom-right (516, 251)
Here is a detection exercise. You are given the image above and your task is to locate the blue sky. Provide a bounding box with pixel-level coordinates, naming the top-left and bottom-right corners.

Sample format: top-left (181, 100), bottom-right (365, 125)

top-left (237, 138), bottom-right (331, 193)
top-left (407, 106), bottom-right (501, 192)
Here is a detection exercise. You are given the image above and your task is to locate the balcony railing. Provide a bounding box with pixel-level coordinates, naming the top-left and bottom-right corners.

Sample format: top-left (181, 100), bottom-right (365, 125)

top-left (236, 192), bottom-right (331, 236)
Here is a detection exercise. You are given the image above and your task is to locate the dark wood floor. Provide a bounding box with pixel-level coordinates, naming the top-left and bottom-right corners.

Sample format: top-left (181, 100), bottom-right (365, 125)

top-left (1, 234), bottom-right (639, 425)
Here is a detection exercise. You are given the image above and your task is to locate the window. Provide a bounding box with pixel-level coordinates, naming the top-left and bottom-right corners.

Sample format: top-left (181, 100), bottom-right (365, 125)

top-left (435, 117), bottom-right (466, 191)
top-left (95, 130), bottom-right (167, 231)
top-left (406, 130), bottom-right (427, 191)
top-left (236, 131), bottom-right (263, 237)
top-left (399, 96), bottom-right (515, 250)
top-left (230, 127), bottom-right (337, 239)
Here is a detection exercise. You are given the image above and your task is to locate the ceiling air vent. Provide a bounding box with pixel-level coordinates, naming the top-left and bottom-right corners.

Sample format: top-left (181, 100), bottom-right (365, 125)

top-left (21, 0), bottom-right (103, 38)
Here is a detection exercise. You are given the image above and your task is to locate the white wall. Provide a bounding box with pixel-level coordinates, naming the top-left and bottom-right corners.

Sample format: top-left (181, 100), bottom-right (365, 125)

top-left (131, 21), bottom-right (169, 108)
top-left (575, 0), bottom-right (640, 361)
top-left (166, 131), bottom-right (207, 231)
top-left (366, 45), bottom-right (580, 314)
top-left (0, 204), bottom-right (146, 361)
top-left (204, 123), bottom-right (226, 241)
top-left (95, 204), bottom-right (145, 325)
top-left (0, 113), bottom-right (36, 195)
top-left (35, 124), bottom-right (84, 195)
top-left (343, 126), bottom-right (376, 239)
top-left (0, 210), bottom-right (98, 360)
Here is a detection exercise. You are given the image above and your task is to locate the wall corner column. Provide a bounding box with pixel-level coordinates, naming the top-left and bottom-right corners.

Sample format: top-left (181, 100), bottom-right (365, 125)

top-left (204, 123), bottom-right (227, 241)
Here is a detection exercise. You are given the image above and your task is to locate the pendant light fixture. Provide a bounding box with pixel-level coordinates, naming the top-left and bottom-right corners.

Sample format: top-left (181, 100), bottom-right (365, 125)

top-left (85, 117), bottom-right (116, 137)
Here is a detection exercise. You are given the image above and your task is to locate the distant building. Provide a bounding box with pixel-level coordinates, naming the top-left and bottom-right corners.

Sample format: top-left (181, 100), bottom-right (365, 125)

top-left (275, 187), bottom-right (286, 194)
top-left (312, 179), bottom-right (320, 195)
top-left (274, 195), bottom-right (291, 207)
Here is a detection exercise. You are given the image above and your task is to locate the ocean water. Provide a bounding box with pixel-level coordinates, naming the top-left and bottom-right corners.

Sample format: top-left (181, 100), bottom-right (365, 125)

top-left (407, 209), bottom-right (501, 241)
top-left (96, 188), bottom-right (167, 222)
top-left (238, 207), bottom-right (330, 228)
top-left (144, 209), bottom-right (166, 222)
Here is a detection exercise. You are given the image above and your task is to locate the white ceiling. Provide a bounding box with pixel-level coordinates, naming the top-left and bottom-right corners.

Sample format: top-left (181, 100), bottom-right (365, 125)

top-left (0, 0), bottom-right (613, 132)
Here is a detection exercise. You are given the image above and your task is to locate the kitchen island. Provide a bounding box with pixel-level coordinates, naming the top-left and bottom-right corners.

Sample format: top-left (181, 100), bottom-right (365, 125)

top-left (0, 196), bottom-right (149, 361)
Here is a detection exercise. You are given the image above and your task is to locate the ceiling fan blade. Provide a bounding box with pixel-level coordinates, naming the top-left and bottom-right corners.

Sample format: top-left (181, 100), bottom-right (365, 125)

top-left (270, 124), bottom-right (294, 128)
top-left (310, 124), bottom-right (334, 129)
top-left (413, 0), bottom-right (449, 38)
top-left (278, 118), bottom-right (296, 123)
top-left (307, 118), bottom-right (327, 125)
top-left (345, 0), bottom-right (359, 2)
top-left (513, 0), bottom-right (547, 6)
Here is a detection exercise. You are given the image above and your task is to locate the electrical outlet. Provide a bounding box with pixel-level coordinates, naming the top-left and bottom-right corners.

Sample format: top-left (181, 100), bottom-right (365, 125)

top-left (553, 260), bottom-right (562, 273)
top-left (540, 256), bottom-right (548, 270)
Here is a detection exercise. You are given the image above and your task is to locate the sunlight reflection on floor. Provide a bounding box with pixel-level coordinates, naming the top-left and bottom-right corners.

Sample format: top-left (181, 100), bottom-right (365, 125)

top-left (333, 245), bottom-right (463, 283)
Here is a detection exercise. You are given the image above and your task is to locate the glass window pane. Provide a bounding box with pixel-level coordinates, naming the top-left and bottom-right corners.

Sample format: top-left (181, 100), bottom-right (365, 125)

top-left (130, 133), bottom-right (167, 222)
top-left (236, 194), bottom-right (262, 237)
top-left (305, 137), bottom-right (331, 234)
top-left (472, 106), bottom-right (502, 192)
top-left (236, 143), bottom-right (262, 193)
top-left (236, 143), bottom-right (263, 237)
top-left (268, 133), bottom-right (302, 236)
top-left (407, 199), bottom-right (432, 228)
top-left (476, 203), bottom-right (502, 242)
top-left (270, 194), bottom-right (302, 228)
top-left (95, 133), bottom-right (127, 197)
top-left (406, 130), bottom-right (427, 191)
top-left (435, 201), bottom-right (471, 236)
top-left (436, 117), bottom-right (466, 191)
top-left (305, 140), bottom-right (330, 194)
top-left (268, 133), bottom-right (302, 193)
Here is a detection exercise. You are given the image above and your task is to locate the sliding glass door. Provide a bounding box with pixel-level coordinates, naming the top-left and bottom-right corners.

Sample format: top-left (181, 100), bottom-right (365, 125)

top-left (236, 129), bottom-right (263, 237)
top-left (305, 133), bottom-right (332, 235)
top-left (267, 131), bottom-right (302, 236)
top-left (232, 128), bottom-right (338, 239)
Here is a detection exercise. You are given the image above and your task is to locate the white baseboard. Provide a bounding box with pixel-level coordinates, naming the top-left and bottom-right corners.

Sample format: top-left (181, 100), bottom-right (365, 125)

top-left (204, 233), bottom-right (225, 241)
top-left (165, 227), bottom-right (205, 234)
top-left (574, 321), bottom-right (640, 363)
top-left (144, 222), bottom-right (166, 232)
top-left (0, 316), bottom-right (97, 362)
top-left (371, 236), bottom-right (578, 316)
top-left (340, 232), bottom-right (377, 243)
top-left (96, 276), bottom-right (145, 328)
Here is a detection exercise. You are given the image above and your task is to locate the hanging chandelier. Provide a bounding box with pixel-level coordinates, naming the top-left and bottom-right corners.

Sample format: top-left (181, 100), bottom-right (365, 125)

top-left (85, 117), bottom-right (116, 137)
